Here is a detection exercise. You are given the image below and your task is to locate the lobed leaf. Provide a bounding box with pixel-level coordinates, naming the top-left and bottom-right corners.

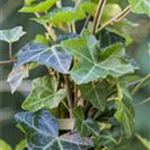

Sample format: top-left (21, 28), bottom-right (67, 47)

top-left (0, 26), bottom-right (26, 43)
top-left (62, 29), bottom-right (134, 84)
top-left (22, 76), bottom-right (67, 111)
top-left (15, 110), bottom-right (93, 150)
top-left (15, 43), bottom-right (73, 74)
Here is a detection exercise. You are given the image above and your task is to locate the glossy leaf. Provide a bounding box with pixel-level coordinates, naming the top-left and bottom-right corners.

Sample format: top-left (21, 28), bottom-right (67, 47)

top-left (62, 29), bottom-right (134, 84)
top-left (129, 0), bottom-right (150, 17)
top-left (80, 81), bottom-right (112, 111)
top-left (7, 66), bottom-right (29, 94)
top-left (73, 107), bottom-right (100, 137)
top-left (15, 110), bottom-right (93, 150)
top-left (0, 140), bottom-right (12, 150)
top-left (115, 99), bottom-right (135, 137)
top-left (22, 76), bottom-right (67, 111)
top-left (19, 0), bottom-right (59, 13)
top-left (15, 43), bottom-right (73, 74)
top-left (0, 26), bottom-right (26, 43)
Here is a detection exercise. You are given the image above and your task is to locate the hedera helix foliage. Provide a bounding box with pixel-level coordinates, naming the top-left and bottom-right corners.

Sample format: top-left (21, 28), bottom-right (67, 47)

top-left (0, 0), bottom-right (150, 149)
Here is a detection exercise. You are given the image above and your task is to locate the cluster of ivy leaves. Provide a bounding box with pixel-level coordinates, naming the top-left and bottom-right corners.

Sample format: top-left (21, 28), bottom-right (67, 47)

top-left (0, 0), bottom-right (150, 150)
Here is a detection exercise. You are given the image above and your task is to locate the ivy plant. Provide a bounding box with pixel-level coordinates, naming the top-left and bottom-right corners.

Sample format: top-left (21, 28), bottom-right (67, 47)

top-left (0, 0), bottom-right (150, 150)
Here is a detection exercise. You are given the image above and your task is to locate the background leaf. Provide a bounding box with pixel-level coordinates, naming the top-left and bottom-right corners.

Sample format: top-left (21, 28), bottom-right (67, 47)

top-left (129, 0), bottom-right (150, 17)
top-left (22, 76), bottom-right (67, 111)
top-left (0, 26), bottom-right (26, 43)
top-left (15, 140), bottom-right (27, 150)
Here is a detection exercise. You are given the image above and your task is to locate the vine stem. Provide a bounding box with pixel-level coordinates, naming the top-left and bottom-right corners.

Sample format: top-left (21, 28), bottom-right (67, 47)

top-left (92, 0), bottom-right (107, 34)
top-left (131, 73), bottom-right (150, 95)
top-left (64, 75), bottom-right (73, 118)
top-left (9, 43), bottom-right (13, 60)
top-left (96, 5), bottom-right (131, 33)
top-left (0, 60), bottom-right (15, 66)
top-left (34, 12), bottom-right (56, 42)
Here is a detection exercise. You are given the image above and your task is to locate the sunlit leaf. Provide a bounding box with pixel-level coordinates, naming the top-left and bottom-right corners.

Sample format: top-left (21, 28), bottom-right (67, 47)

top-left (129, 0), bottom-right (150, 17)
top-left (0, 26), bottom-right (26, 43)
top-left (15, 43), bottom-right (73, 74)
top-left (7, 66), bottom-right (29, 94)
top-left (15, 110), bottom-right (93, 150)
top-left (80, 81), bottom-right (112, 111)
top-left (19, 0), bottom-right (59, 13)
top-left (22, 76), bottom-right (67, 111)
top-left (115, 99), bottom-right (135, 137)
top-left (0, 140), bottom-right (12, 150)
top-left (33, 34), bottom-right (49, 45)
top-left (62, 29), bottom-right (134, 84)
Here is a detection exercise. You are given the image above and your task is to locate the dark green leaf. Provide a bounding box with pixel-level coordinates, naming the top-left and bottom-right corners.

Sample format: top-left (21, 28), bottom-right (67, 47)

top-left (80, 81), bottom-right (112, 111)
top-left (74, 107), bottom-right (100, 137)
top-left (22, 76), bottom-right (67, 111)
top-left (15, 43), bottom-right (73, 74)
top-left (15, 110), bottom-right (93, 150)
top-left (19, 0), bottom-right (59, 13)
top-left (0, 26), bottom-right (26, 43)
top-left (115, 99), bottom-right (135, 137)
top-left (62, 29), bottom-right (134, 84)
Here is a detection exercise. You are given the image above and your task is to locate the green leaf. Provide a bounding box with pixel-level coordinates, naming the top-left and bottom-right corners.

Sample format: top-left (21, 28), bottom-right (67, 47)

top-left (129, 0), bottom-right (150, 17)
top-left (115, 99), bottom-right (135, 137)
top-left (25, 0), bottom-right (36, 6)
top-left (102, 4), bottom-right (122, 23)
top-left (62, 29), bottom-right (134, 84)
top-left (15, 140), bottom-right (27, 150)
top-left (15, 43), bottom-right (73, 74)
top-left (15, 110), bottom-right (93, 150)
top-left (7, 66), bottom-right (29, 94)
top-left (22, 76), bottom-right (67, 111)
top-left (33, 34), bottom-right (49, 45)
top-left (0, 26), bottom-right (26, 43)
top-left (73, 107), bottom-right (100, 137)
top-left (136, 133), bottom-right (150, 149)
top-left (80, 81), bottom-right (112, 111)
top-left (19, 0), bottom-right (59, 13)
top-left (0, 140), bottom-right (12, 150)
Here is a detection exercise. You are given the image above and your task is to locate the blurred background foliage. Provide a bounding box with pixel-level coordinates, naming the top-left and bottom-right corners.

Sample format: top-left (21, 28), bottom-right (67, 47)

top-left (0, 0), bottom-right (149, 149)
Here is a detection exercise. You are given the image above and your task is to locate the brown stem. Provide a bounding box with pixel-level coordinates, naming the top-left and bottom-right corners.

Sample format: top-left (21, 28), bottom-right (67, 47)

top-left (92, 0), bottom-right (107, 34)
top-left (96, 5), bottom-right (131, 33)
top-left (0, 60), bottom-right (16, 66)
top-left (64, 75), bottom-right (73, 118)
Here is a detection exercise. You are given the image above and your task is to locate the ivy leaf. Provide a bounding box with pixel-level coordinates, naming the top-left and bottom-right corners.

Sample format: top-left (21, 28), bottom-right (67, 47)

top-left (0, 26), bottom-right (26, 43)
top-left (0, 140), bottom-right (12, 150)
top-left (80, 81), bottom-right (112, 111)
top-left (74, 107), bottom-right (100, 138)
top-left (62, 29), bottom-right (134, 84)
top-left (15, 43), bottom-right (73, 74)
top-left (19, 0), bottom-right (59, 13)
top-left (7, 66), bottom-right (29, 94)
top-left (22, 76), bottom-right (67, 111)
top-left (129, 0), bottom-right (150, 17)
top-left (15, 110), bottom-right (93, 150)
top-left (115, 99), bottom-right (135, 137)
